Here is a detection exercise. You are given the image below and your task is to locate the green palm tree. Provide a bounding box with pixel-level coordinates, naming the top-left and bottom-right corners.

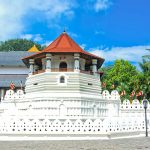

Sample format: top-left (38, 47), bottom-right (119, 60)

top-left (139, 49), bottom-right (150, 100)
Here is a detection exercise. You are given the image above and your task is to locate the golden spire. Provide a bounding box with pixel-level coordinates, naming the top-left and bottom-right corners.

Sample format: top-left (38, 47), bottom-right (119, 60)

top-left (28, 45), bottom-right (40, 52)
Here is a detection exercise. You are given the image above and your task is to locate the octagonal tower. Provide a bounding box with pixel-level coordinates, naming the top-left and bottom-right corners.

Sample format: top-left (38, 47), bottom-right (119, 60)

top-left (22, 32), bottom-right (107, 119)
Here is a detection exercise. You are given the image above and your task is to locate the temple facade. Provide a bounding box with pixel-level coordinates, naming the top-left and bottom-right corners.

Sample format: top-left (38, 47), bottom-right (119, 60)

top-left (21, 32), bottom-right (120, 119)
top-left (0, 32), bottom-right (149, 134)
top-left (0, 32), bottom-right (120, 119)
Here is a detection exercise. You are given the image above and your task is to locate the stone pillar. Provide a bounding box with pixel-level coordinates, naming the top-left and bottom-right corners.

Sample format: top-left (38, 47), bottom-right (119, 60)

top-left (29, 59), bottom-right (34, 75)
top-left (46, 53), bottom-right (52, 72)
top-left (92, 59), bottom-right (97, 74)
top-left (42, 58), bottom-right (46, 70)
top-left (74, 53), bottom-right (80, 72)
top-left (0, 89), bottom-right (5, 101)
top-left (80, 58), bottom-right (86, 71)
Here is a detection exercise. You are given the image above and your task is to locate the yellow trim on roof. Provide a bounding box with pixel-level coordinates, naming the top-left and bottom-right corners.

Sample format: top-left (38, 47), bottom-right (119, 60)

top-left (28, 45), bottom-right (40, 52)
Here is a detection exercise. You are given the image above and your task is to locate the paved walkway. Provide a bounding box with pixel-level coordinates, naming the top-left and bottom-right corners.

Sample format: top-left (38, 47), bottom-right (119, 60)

top-left (0, 137), bottom-right (149, 150)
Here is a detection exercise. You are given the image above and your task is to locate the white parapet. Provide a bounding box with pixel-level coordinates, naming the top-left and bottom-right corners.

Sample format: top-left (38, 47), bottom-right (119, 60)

top-left (0, 89), bottom-right (149, 134)
top-left (2, 89), bottom-right (25, 101)
top-left (0, 117), bottom-right (148, 134)
top-left (120, 99), bottom-right (150, 118)
top-left (102, 90), bottom-right (120, 100)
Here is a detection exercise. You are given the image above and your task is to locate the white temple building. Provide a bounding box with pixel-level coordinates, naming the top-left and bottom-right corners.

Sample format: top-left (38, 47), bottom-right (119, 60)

top-left (0, 32), bottom-right (149, 134)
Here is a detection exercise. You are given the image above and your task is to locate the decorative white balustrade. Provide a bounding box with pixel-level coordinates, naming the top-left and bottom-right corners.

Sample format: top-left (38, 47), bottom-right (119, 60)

top-left (102, 90), bottom-right (120, 100)
top-left (0, 117), bottom-right (148, 134)
top-left (2, 89), bottom-right (25, 101)
top-left (0, 89), bottom-right (149, 134)
top-left (121, 99), bottom-right (150, 109)
top-left (120, 99), bottom-right (150, 119)
top-left (3, 89), bottom-right (121, 101)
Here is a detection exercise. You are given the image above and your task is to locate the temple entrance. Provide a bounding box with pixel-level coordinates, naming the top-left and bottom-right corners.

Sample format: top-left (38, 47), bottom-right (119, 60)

top-left (59, 62), bottom-right (67, 72)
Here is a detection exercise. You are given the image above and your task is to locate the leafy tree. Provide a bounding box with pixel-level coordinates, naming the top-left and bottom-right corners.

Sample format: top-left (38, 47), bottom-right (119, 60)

top-left (101, 59), bottom-right (141, 101)
top-left (139, 49), bottom-right (150, 73)
top-left (0, 39), bottom-right (45, 51)
top-left (139, 49), bottom-right (150, 100)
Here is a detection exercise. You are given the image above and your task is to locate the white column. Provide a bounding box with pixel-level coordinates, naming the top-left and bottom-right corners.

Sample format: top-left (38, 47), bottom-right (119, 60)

top-left (92, 59), bottom-right (97, 74)
top-left (46, 53), bottom-right (52, 72)
top-left (74, 53), bottom-right (80, 72)
top-left (29, 59), bottom-right (34, 75)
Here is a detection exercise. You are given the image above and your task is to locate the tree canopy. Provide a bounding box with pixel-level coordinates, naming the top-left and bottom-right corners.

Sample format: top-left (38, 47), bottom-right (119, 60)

top-left (139, 49), bottom-right (150, 99)
top-left (100, 59), bottom-right (150, 102)
top-left (0, 39), bottom-right (45, 51)
top-left (140, 49), bottom-right (150, 74)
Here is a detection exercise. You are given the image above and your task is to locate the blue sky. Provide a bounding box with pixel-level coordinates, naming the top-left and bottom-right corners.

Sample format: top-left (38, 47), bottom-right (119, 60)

top-left (0, 0), bottom-right (150, 69)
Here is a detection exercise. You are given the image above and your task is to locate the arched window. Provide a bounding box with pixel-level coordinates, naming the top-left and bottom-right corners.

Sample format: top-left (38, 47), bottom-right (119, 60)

top-left (59, 62), bottom-right (67, 72)
top-left (60, 76), bottom-right (65, 83)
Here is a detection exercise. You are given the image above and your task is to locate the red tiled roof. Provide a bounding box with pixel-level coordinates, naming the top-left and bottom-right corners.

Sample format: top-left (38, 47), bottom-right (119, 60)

top-left (43, 32), bottom-right (85, 53)
top-left (22, 32), bottom-right (104, 64)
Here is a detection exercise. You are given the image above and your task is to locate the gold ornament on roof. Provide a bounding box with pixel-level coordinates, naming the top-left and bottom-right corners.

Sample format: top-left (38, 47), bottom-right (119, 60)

top-left (28, 45), bottom-right (40, 52)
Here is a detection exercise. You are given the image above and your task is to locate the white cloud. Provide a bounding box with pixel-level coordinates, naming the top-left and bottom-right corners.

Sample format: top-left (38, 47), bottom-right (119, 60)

top-left (0, 0), bottom-right (77, 41)
top-left (0, 0), bottom-right (26, 40)
top-left (42, 40), bottom-right (53, 46)
top-left (33, 34), bottom-right (43, 42)
top-left (90, 45), bottom-right (150, 63)
top-left (20, 34), bottom-right (43, 42)
top-left (94, 0), bottom-right (112, 12)
top-left (30, 0), bottom-right (76, 21)
top-left (20, 34), bottom-right (33, 40)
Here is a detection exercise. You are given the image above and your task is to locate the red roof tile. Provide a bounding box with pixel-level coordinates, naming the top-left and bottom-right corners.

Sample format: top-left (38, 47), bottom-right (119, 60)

top-left (22, 32), bottom-right (105, 66)
top-left (43, 32), bottom-right (85, 53)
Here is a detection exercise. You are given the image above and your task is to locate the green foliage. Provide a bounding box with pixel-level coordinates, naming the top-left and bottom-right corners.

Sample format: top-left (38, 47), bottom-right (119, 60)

top-left (139, 49), bottom-right (150, 74)
top-left (101, 59), bottom-right (143, 101)
top-left (0, 39), bottom-right (45, 51)
top-left (139, 49), bottom-right (150, 99)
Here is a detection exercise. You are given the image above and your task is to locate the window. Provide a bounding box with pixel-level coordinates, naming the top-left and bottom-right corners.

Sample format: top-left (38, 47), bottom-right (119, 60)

top-left (57, 74), bottom-right (68, 85)
top-left (60, 76), bottom-right (65, 83)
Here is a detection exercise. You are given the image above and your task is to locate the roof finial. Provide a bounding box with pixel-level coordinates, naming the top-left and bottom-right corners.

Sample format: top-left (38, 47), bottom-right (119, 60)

top-left (63, 27), bottom-right (67, 33)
